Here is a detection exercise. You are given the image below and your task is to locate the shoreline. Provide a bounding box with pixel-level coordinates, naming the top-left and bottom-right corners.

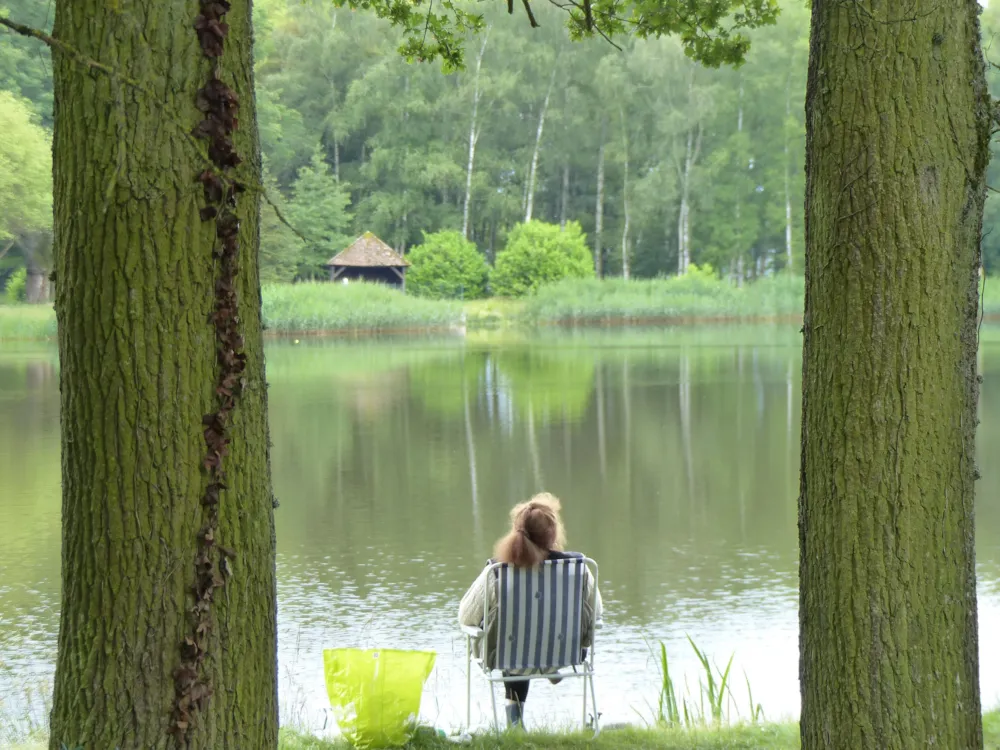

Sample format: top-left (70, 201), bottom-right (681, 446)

top-left (0, 318), bottom-right (802, 344)
top-left (5, 313), bottom-right (1000, 345)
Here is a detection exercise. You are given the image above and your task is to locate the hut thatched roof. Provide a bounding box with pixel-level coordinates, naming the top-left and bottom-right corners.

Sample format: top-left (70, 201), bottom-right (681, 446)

top-left (325, 232), bottom-right (410, 268)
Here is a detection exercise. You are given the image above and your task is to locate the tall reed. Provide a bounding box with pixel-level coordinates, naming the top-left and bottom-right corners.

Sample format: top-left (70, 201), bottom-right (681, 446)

top-left (649, 637), bottom-right (763, 730)
top-left (522, 272), bottom-right (805, 325)
top-left (261, 281), bottom-right (463, 333)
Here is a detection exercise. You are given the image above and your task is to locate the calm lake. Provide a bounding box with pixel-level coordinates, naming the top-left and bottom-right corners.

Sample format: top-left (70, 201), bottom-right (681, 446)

top-left (2, 326), bottom-right (999, 737)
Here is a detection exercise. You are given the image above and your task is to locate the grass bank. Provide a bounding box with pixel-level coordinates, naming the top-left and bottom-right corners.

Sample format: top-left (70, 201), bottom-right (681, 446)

top-left (279, 724), bottom-right (800, 750)
top-left (277, 714), bottom-right (1000, 750)
top-left (6, 711), bottom-right (999, 748)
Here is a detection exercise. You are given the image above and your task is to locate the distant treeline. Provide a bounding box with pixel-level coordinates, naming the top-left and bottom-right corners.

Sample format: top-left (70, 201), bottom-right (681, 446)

top-left (3, 0), bottom-right (1000, 299)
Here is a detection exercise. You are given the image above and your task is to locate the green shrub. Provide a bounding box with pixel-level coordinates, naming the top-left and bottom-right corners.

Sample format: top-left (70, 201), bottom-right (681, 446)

top-left (4, 268), bottom-right (27, 304)
top-left (406, 230), bottom-right (488, 299)
top-left (490, 221), bottom-right (594, 298)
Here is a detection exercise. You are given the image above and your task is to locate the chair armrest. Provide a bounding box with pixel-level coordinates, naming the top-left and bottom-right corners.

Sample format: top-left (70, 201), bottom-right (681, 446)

top-left (461, 625), bottom-right (484, 638)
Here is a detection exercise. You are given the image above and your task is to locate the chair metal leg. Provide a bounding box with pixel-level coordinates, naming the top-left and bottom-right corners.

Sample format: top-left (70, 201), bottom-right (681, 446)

top-left (582, 673), bottom-right (588, 728)
top-left (489, 680), bottom-right (499, 731)
top-left (588, 671), bottom-right (601, 738)
top-left (465, 636), bottom-right (472, 730)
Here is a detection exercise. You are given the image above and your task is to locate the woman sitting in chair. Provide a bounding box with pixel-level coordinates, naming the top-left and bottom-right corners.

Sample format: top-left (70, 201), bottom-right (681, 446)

top-left (458, 492), bottom-right (602, 729)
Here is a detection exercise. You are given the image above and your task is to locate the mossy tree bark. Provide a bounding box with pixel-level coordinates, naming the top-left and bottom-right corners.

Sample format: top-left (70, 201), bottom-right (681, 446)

top-left (48, 1), bottom-right (278, 748)
top-left (799, 1), bottom-right (989, 748)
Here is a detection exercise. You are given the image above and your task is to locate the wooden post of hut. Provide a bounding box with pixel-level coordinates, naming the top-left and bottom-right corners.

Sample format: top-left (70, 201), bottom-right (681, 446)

top-left (324, 232), bottom-right (410, 291)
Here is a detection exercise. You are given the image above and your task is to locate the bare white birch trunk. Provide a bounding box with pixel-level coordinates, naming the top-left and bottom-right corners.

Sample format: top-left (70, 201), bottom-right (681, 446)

top-left (783, 73), bottom-right (794, 271)
top-left (462, 28), bottom-right (490, 240)
top-left (525, 64), bottom-right (558, 223)
top-left (735, 78), bottom-right (744, 281)
top-left (620, 106), bottom-right (631, 279)
top-left (559, 162), bottom-right (570, 229)
top-left (675, 71), bottom-right (702, 276)
top-left (595, 119), bottom-right (606, 277)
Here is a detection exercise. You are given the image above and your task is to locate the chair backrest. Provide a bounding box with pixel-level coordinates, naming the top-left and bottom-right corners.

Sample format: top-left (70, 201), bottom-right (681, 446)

top-left (489, 558), bottom-right (588, 671)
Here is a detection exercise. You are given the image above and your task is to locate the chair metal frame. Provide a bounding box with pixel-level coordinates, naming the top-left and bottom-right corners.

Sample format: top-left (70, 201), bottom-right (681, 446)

top-left (462, 557), bottom-right (600, 737)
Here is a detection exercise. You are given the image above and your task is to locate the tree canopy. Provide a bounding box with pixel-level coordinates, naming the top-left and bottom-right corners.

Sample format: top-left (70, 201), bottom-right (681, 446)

top-left (0, 90), bottom-right (51, 244)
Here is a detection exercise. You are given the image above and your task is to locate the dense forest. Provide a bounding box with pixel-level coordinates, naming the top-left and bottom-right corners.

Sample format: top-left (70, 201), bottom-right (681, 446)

top-left (2, 0), bottom-right (999, 300)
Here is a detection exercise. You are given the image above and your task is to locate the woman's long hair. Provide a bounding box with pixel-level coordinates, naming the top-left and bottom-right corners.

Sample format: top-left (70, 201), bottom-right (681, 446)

top-left (493, 493), bottom-right (567, 568)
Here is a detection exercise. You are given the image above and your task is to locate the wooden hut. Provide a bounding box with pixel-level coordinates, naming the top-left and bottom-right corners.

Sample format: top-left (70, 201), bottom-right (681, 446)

top-left (324, 232), bottom-right (410, 290)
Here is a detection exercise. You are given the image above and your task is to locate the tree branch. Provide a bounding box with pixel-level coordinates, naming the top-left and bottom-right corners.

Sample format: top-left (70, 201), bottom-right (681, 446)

top-left (1, 14), bottom-right (144, 88)
top-left (262, 193), bottom-right (308, 243)
top-left (521, 0), bottom-right (539, 28)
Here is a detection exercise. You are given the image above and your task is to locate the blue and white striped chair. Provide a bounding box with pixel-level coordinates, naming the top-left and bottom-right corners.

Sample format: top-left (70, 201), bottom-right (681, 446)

top-left (462, 557), bottom-right (600, 735)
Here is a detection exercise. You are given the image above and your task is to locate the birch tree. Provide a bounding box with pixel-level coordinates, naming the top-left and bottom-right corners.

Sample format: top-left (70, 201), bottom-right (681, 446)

top-left (462, 27), bottom-right (491, 238)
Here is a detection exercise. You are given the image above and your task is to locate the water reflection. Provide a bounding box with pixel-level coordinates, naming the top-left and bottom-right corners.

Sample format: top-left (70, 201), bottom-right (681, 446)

top-left (2, 330), bottom-right (999, 735)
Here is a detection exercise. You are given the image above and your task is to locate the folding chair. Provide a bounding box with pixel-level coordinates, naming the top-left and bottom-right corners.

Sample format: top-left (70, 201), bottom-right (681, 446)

top-left (461, 556), bottom-right (600, 736)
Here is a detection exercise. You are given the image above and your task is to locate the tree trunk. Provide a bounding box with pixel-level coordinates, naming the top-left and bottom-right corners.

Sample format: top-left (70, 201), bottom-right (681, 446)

top-left (334, 139), bottom-right (340, 182)
top-left (676, 122), bottom-right (700, 275)
top-left (25, 268), bottom-right (45, 303)
top-left (462, 28), bottom-right (490, 239)
top-left (676, 184), bottom-right (688, 275)
top-left (676, 69), bottom-right (702, 276)
top-left (559, 162), bottom-right (570, 229)
top-left (798, 1), bottom-right (988, 748)
top-left (620, 106), bottom-right (630, 280)
top-left (783, 73), bottom-right (793, 272)
top-left (594, 119), bottom-right (606, 278)
top-left (525, 63), bottom-right (557, 224)
top-left (49, 1), bottom-right (278, 748)
top-left (735, 78), bottom-right (744, 282)
top-left (399, 204), bottom-right (408, 253)
top-left (20, 231), bottom-right (53, 303)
